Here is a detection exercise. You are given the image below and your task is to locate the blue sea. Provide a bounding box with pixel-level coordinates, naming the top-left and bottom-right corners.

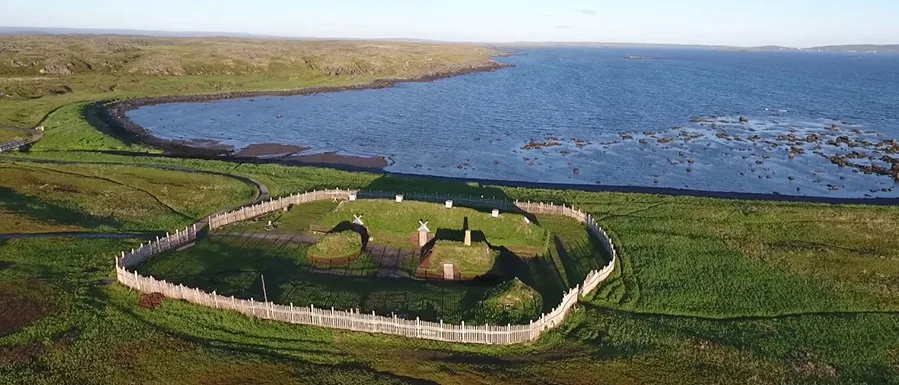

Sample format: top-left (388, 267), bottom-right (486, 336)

top-left (127, 48), bottom-right (899, 198)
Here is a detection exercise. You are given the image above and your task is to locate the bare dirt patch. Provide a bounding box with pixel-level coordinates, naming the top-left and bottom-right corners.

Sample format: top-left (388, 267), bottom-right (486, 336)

top-left (0, 343), bottom-right (44, 366)
top-left (792, 352), bottom-right (837, 378)
top-left (193, 363), bottom-right (303, 385)
top-left (138, 292), bottom-right (166, 310)
top-left (0, 280), bottom-right (55, 336)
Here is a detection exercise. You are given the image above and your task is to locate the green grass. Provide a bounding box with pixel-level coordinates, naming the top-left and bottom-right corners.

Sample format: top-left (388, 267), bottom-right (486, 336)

top-left (223, 200), bottom-right (340, 234)
top-left (426, 241), bottom-right (500, 278)
top-left (317, 200), bottom-right (550, 253)
top-left (2, 35), bottom-right (899, 384)
top-left (29, 102), bottom-right (157, 153)
top-left (583, 194), bottom-right (899, 318)
top-left (0, 126), bottom-right (28, 143)
top-left (309, 230), bottom-right (363, 260)
top-left (3, 228), bottom-right (899, 385)
top-left (538, 214), bottom-right (613, 287)
top-left (0, 185), bottom-right (899, 384)
top-left (472, 278), bottom-right (543, 325)
top-left (4, 146), bottom-right (899, 383)
top-left (0, 160), bottom-right (255, 232)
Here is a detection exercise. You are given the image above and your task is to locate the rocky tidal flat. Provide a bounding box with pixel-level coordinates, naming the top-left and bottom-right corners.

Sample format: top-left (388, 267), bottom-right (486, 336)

top-left (506, 115), bottom-right (899, 198)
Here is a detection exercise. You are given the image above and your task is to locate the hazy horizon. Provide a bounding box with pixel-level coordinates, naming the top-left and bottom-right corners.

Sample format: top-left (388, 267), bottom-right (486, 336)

top-left (2, 1), bottom-right (898, 47)
top-left (1, 26), bottom-right (896, 50)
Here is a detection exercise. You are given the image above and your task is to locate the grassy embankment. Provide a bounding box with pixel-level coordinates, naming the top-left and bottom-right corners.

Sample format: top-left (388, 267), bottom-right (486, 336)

top-left (473, 278), bottom-right (544, 325)
top-left (308, 230), bottom-right (363, 259)
top-left (1, 36), bottom-right (898, 384)
top-left (427, 241), bottom-right (499, 277)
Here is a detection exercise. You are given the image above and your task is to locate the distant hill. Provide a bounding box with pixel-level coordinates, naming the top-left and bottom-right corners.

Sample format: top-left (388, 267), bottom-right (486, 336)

top-left (1, 27), bottom-right (896, 53)
top-left (807, 44), bottom-right (899, 53)
top-left (499, 41), bottom-right (732, 50)
top-left (0, 26), bottom-right (309, 40)
top-left (749, 45), bottom-right (799, 51)
top-left (0, 27), bottom-right (454, 44)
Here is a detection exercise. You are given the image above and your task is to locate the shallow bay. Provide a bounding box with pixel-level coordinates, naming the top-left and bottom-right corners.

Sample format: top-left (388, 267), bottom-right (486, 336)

top-left (126, 48), bottom-right (899, 198)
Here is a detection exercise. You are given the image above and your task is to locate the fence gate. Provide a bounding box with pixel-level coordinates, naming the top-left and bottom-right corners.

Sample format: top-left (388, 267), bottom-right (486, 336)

top-left (443, 263), bottom-right (455, 280)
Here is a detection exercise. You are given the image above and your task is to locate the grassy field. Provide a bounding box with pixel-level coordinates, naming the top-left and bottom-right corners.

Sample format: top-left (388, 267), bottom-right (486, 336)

top-left (2, 153), bottom-right (898, 384)
top-left (583, 194), bottom-right (899, 318)
top-left (2, 35), bottom-right (899, 384)
top-left (0, 160), bottom-right (256, 233)
top-left (0, 125), bottom-right (28, 143)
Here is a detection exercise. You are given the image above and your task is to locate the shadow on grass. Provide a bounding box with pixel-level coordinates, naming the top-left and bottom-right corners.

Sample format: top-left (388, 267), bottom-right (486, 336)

top-left (138, 234), bottom-right (495, 323)
top-left (0, 186), bottom-right (123, 230)
top-left (94, 288), bottom-right (443, 385)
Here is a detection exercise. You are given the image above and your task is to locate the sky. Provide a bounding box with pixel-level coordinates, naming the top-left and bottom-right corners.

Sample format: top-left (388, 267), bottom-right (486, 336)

top-left (2, 0), bottom-right (898, 47)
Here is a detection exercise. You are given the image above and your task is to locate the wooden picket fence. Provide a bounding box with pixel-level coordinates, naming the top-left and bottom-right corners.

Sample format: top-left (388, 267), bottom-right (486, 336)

top-left (116, 189), bottom-right (618, 345)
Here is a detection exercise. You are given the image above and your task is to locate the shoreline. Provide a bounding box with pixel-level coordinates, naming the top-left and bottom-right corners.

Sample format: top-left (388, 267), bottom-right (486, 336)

top-left (381, 172), bottom-right (899, 206)
top-left (85, 55), bottom-right (899, 204)
top-left (7, 151), bottom-right (895, 205)
top-left (101, 60), bottom-right (513, 167)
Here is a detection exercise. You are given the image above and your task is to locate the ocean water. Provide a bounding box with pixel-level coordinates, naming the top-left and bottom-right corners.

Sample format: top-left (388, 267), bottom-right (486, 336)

top-left (127, 48), bottom-right (899, 198)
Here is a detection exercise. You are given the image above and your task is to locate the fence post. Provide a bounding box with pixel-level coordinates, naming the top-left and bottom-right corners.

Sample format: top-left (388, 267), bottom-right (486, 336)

top-left (213, 291), bottom-right (218, 308)
top-left (530, 320), bottom-right (534, 340)
top-left (461, 321), bottom-right (465, 343)
top-left (290, 302), bottom-right (294, 323)
top-left (416, 317), bottom-right (421, 338)
top-left (440, 319), bottom-right (444, 340)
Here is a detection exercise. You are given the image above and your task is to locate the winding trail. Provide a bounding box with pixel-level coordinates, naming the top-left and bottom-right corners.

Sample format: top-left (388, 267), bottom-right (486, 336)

top-left (0, 158), bottom-right (269, 240)
top-left (2, 163), bottom-right (193, 221)
top-left (4, 158), bottom-right (269, 203)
